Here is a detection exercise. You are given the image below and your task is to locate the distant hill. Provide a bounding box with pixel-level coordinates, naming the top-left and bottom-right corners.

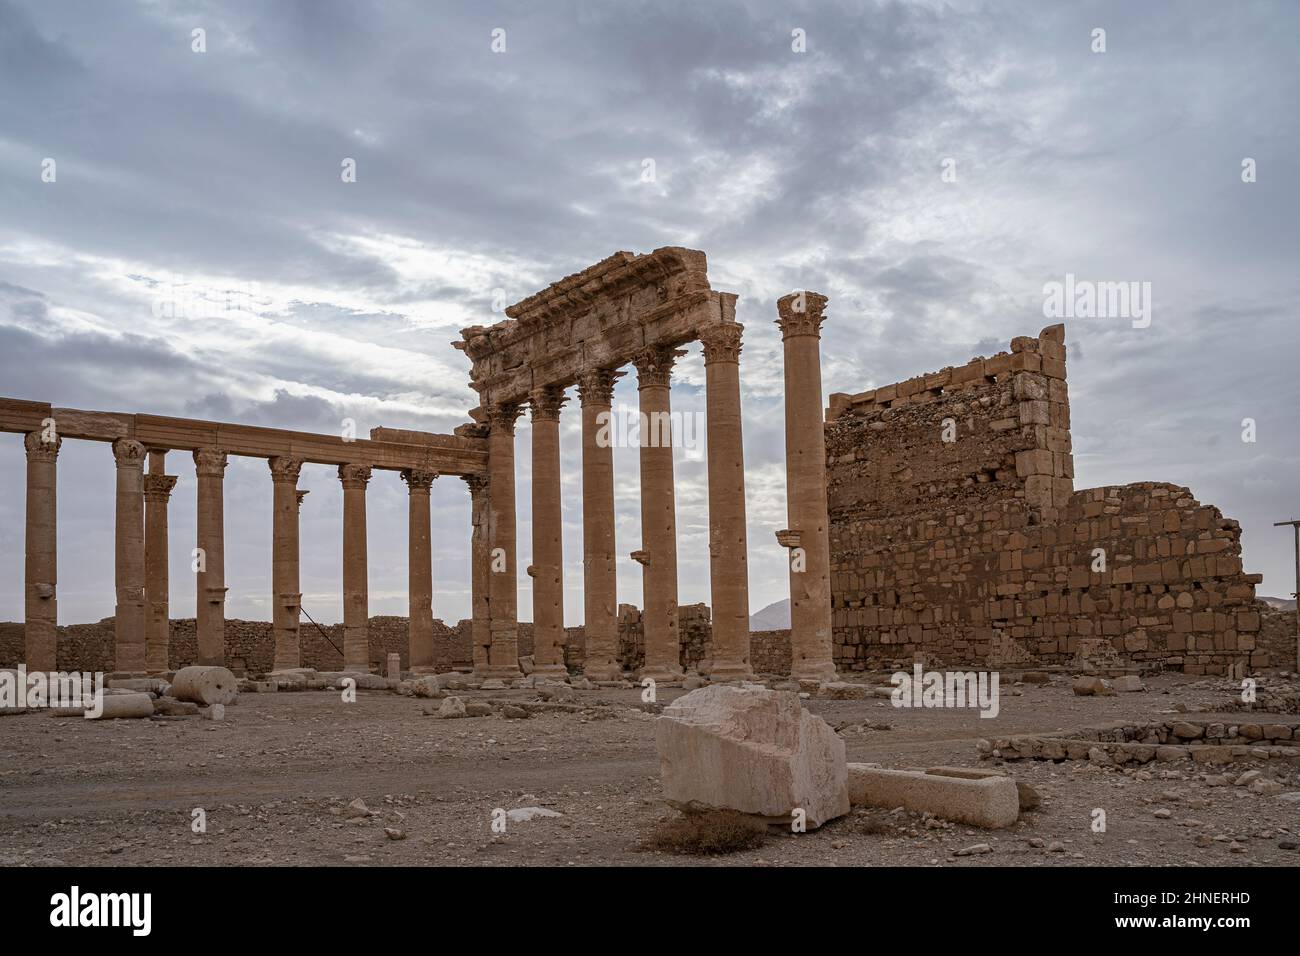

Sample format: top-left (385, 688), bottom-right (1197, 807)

top-left (749, 598), bottom-right (790, 631)
top-left (1260, 595), bottom-right (1297, 611)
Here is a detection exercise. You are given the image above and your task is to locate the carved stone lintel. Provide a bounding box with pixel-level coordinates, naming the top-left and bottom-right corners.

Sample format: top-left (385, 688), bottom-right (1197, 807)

top-left (338, 463), bottom-right (372, 489)
top-left (576, 367), bottom-right (623, 406)
top-left (268, 456), bottom-right (304, 484)
top-left (112, 438), bottom-right (147, 467)
top-left (142, 474), bottom-right (179, 501)
top-left (24, 431), bottom-right (61, 462)
top-left (775, 291), bottom-right (829, 339)
top-left (632, 345), bottom-right (686, 389)
top-left (401, 468), bottom-right (438, 492)
top-left (700, 322), bottom-right (744, 365)
top-left (193, 448), bottom-right (228, 477)
top-left (529, 385), bottom-right (568, 422)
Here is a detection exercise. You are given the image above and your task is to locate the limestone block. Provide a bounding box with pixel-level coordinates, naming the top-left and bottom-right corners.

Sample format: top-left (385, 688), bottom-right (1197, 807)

top-left (848, 765), bottom-right (1019, 829)
top-left (656, 686), bottom-right (849, 829)
top-left (84, 692), bottom-right (154, 719)
top-left (170, 666), bottom-right (239, 705)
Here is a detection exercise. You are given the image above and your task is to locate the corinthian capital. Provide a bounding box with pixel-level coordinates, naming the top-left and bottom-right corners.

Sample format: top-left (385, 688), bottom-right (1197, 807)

top-left (576, 367), bottom-right (623, 407)
top-left (776, 291), bottom-right (829, 339)
top-left (112, 438), bottom-right (147, 467)
top-left (485, 401), bottom-right (524, 435)
top-left (193, 448), bottom-right (228, 476)
top-left (24, 431), bottom-right (61, 463)
top-left (143, 474), bottom-right (179, 501)
top-left (401, 468), bottom-right (438, 493)
top-left (338, 463), bottom-right (372, 489)
top-left (632, 345), bottom-right (685, 389)
top-left (268, 456), bottom-right (304, 484)
top-left (700, 322), bottom-right (744, 365)
top-left (529, 385), bottom-right (568, 422)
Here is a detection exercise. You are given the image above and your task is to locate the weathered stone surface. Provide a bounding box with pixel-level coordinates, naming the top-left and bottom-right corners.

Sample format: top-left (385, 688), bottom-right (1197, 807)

top-left (848, 765), bottom-right (1019, 829)
top-left (1072, 676), bottom-right (1114, 696)
top-left (656, 685), bottom-right (848, 829)
top-left (170, 665), bottom-right (239, 705)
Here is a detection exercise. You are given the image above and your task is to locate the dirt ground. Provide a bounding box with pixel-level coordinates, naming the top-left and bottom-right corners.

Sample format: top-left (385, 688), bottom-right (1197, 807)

top-left (1, 671), bottom-right (1297, 867)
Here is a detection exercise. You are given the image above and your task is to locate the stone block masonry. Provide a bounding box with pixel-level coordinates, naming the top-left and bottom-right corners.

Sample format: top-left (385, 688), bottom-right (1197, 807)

top-left (825, 324), bottom-right (1262, 676)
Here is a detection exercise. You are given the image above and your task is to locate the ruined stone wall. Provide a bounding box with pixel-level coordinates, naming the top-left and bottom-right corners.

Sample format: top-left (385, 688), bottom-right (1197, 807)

top-left (826, 326), bottom-right (1262, 676)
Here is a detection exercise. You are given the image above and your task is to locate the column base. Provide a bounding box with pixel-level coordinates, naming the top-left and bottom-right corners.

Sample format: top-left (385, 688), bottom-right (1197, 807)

top-left (532, 663), bottom-right (570, 679)
top-left (638, 665), bottom-right (684, 684)
top-left (705, 661), bottom-right (754, 683)
top-left (791, 661), bottom-right (838, 682)
top-left (482, 666), bottom-right (524, 681)
top-left (583, 662), bottom-right (622, 682)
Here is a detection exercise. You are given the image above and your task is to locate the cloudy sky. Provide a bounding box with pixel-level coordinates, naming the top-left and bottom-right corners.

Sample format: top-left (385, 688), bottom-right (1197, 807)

top-left (1, 0), bottom-right (1297, 628)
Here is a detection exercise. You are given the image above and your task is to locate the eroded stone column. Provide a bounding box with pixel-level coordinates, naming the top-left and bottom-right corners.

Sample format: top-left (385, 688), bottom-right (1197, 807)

top-left (701, 321), bottom-right (752, 680)
top-left (777, 292), bottom-right (837, 681)
top-left (24, 431), bottom-right (60, 672)
top-left (339, 463), bottom-right (372, 672)
top-left (463, 474), bottom-right (491, 676)
top-left (143, 452), bottom-right (177, 674)
top-left (529, 386), bottom-right (568, 678)
top-left (633, 346), bottom-right (684, 682)
top-left (402, 468), bottom-right (437, 672)
top-left (269, 457), bottom-right (304, 672)
top-left (578, 368), bottom-right (623, 681)
top-left (485, 403), bottom-right (523, 681)
top-left (194, 448), bottom-right (228, 666)
top-left (113, 438), bottom-right (147, 673)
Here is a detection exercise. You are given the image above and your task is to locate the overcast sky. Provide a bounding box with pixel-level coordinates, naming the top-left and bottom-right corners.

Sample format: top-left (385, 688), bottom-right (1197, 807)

top-left (1, 0), bottom-right (1297, 628)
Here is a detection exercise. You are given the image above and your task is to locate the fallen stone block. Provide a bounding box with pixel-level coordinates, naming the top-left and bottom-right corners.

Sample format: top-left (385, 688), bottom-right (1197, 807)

top-left (200, 703), bottom-right (225, 721)
top-left (1112, 675), bottom-right (1145, 693)
top-left (656, 685), bottom-right (849, 829)
top-left (1072, 676), bottom-right (1115, 696)
top-left (464, 700), bottom-right (492, 717)
top-left (923, 766), bottom-right (1041, 811)
top-left (436, 696), bottom-right (466, 719)
top-left (847, 765), bottom-right (1019, 829)
top-left (153, 697), bottom-right (200, 717)
top-left (817, 681), bottom-right (870, 700)
top-left (106, 677), bottom-right (168, 695)
top-left (171, 666), bottom-right (239, 706)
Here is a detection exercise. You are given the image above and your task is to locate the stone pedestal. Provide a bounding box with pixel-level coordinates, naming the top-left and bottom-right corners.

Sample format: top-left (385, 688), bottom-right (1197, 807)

top-left (777, 292), bottom-right (837, 681)
top-left (113, 439), bottom-right (148, 673)
top-left (633, 346), bottom-right (684, 682)
top-left (700, 321), bottom-right (753, 681)
top-left (339, 463), bottom-right (371, 672)
top-left (530, 386), bottom-right (569, 678)
top-left (23, 431), bottom-right (60, 672)
top-left (402, 468), bottom-right (437, 672)
top-left (143, 452), bottom-right (177, 674)
top-left (578, 368), bottom-right (623, 681)
top-left (194, 448), bottom-right (228, 666)
top-left (485, 403), bottom-right (524, 680)
top-left (269, 457), bottom-right (304, 672)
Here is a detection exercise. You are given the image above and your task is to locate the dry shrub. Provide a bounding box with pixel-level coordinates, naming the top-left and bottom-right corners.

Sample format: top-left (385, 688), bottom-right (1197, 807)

top-left (640, 810), bottom-right (769, 855)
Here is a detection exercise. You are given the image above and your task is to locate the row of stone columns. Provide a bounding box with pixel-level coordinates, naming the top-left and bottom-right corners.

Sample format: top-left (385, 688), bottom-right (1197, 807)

top-left (477, 322), bottom-right (757, 682)
top-left (19, 438), bottom-right (462, 676)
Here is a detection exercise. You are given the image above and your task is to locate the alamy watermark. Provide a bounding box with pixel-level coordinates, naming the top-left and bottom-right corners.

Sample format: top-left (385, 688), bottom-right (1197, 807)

top-left (1, 666), bottom-right (105, 718)
top-left (890, 664), bottom-right (1000, 718)
top-left (1042, 273), bottom-right (1151, 329)
top-left (596, 405), bottom-right (703, 453)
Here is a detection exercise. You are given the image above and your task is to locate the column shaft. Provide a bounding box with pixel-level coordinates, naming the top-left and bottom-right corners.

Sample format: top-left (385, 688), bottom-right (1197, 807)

top-left (23, 431), bottom-right (60, 671)
top-left (777, 292), bottom-right (837, 680)
top-left (464, 474), bottom-right (491, 675)
top-left (113, 439), bottom-right (147, 673)
top-left (485, 403), bottom-right (523, 680)
top-left (144, 452), bottom-right (177, 674)
top-left (270, 457), bottom-right (304, 672)
top-left (339, 464), bottom-right (372, 671)
top-left (194, 448), bottom-right (228, 666)
top-left (701, 319), bottom-right (753, 680)
top-left (402, 469), bottom-right (437, 672)
top-left (634, 347), bottom-right (684, 681)
top-left (530, 387), bottom-right (568, 677)
top-left (578, 369), bottom-right (622, 681)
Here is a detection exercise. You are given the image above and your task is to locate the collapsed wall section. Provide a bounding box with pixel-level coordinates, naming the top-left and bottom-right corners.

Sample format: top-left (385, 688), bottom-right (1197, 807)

top-left (825, 325), bottom-right (1262, 675)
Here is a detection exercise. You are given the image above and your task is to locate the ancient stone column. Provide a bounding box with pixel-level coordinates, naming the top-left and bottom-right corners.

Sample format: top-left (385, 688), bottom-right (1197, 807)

top-left (143, 452), bottom-right (178, 674)
top-left (633, 346), bottom-right (685, 682)
top-left (700, 321), bottom-right (753, 681)
top-left (485, 402), bottom-right (523, 681)
top-left (338, 463), bottom-right (372, 672)
top-left (23, 430), bottom-right (60, 672)
top-left (578, 368), bottom-right (623, 681)
top-left (269, 457), bottom-right (304, 672)
top-left (112, 438), bottom-right (148, 673)
top-left (777, 292), bottom-right (837, 681)
top-left (463, 474), bottom-right (491, 676)
top-left (193, 448), bottom-right (228, 666)
top-left (402, 468), bottom-right (438, 672)
top-left (529, 386), bottom-right (568, 678)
